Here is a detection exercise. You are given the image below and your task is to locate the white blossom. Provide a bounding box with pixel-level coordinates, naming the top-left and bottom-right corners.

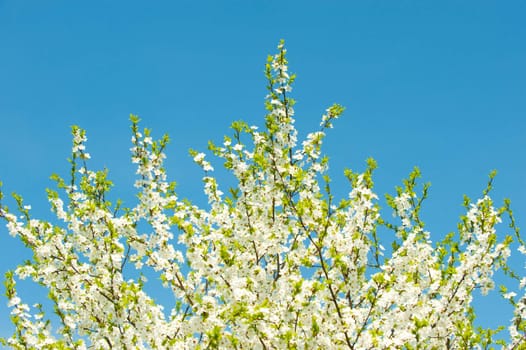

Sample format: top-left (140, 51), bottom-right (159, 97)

top-left (0, 40), bottom-right (523, 350)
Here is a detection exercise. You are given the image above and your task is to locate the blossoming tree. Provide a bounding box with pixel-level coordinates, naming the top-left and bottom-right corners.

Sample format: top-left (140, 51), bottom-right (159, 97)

top-left (0, 41), bottom-right (525, 349)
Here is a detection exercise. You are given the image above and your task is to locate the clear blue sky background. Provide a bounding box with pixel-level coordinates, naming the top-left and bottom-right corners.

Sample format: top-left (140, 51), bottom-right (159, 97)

top-left (0, 0), bottom-right (525, 344)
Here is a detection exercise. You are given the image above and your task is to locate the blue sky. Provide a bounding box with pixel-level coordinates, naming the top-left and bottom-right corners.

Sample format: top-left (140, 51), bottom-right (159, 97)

top-left (0, 0), bottom-right (525, 343)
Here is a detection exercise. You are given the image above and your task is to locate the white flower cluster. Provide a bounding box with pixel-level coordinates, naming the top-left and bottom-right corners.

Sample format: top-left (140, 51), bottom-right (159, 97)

top-left (1, 41), bottom-right (524, 349)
